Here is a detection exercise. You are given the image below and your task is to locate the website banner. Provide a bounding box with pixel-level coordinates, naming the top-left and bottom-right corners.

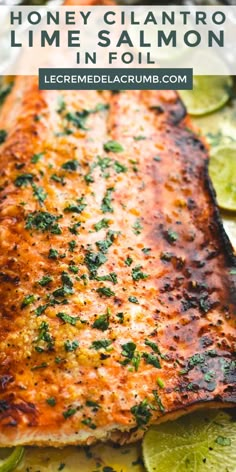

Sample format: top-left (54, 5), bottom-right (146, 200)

top-left (0, 5), bottom-right (235, 75)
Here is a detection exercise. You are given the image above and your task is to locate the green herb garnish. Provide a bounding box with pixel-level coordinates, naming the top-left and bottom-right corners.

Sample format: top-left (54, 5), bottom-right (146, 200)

top-left (128, 296), bottom-right (139, 304)
top-left (64, 340), bottom-right (79, 352)
top-left (32, 183), bottom-right (47, 205)
top-left (38, 275), bottom-right (53, 287)
top-left (92, 311), bottom-right (110, 331)
top-left (104, 140), bottom-right (124, 153)
top-left (94, 218), bottom-right (110, 232)
top-left (57, 312), bottom-right (78, 326)
top-left (101, 187), bottom-right (114, 213)
top-left (132, 265), bottom-right (148, 281)
top-left (31, 152), bottom-right (44, 164)
top-left (91, 339), bottom-right (112, 350)
top-left (131, 400), bottom-right (152, 427)
top-left (63, 408), bottom-right (77, 419)
top-left (0, 129), bottom-right (7, 144)
top-left (26, 211), bottom-right (61, 234)
top-left (21, 294), bottom-right (35, 309)
top-left (96, 287), bottom-right (115, 298)
top-left (61, 160), bottom-right (78, 172)
top-left (46, 397), bottom-right (56, 406)
top-left (14, 173), bottom-right (34, 187)
top-left (143, 353), bottom-right (161, 369)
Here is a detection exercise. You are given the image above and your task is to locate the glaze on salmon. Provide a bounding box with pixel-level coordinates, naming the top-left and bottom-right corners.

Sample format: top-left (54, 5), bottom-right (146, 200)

top-left (0, 75), bottom-right (235, 446)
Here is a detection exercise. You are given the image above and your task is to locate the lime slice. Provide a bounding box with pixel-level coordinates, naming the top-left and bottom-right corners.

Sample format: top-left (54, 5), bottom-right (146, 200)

top-left (179, 76), bottom-right (233, 116)
top-left (209, 145), bottom-right (236, 211)
top-left (0, 447), bottom-right (24, 472)
top-left (142, 410), bottom-right (236, 472)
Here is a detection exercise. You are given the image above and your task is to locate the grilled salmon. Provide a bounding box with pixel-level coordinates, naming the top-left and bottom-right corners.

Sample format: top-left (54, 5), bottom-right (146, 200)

top-left (0, 12), bottom-right (235, 446)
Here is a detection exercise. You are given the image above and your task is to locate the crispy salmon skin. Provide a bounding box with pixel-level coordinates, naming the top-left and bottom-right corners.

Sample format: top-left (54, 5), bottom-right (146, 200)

top-left (0, 76), bottom-right (235, 446)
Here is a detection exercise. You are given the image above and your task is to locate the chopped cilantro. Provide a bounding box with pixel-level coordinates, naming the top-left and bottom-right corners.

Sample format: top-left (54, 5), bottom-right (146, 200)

top-left (96, 239), bottom-right (112, 254)
top-left (125, 256), bottom-right (133, 266)
top-left (38, 275), bottom-right (53, 287)
top-left (153, 389), bottom-right (165, 412)
top-left (65, 105), bottom-right (108, 131)
top-left (114, 161), bottom-right (127, 173)
top-left (131, 400), bottom-right (152, 427)
top-left (121, 342), bottom-right (136, 359)
top-left (160, 251), bottom-right (173, 262)
top-left (26, 211), bottom-right (61, 234)
top-left (92, 311), bottom-right (110, 331)
top-left (145, 339), bottom-right (161, 355)
top-left (116, 312), bottom-right (124, 323)
top-left (69, 222), bottom-right (81, 235)
top-left (64, 340), bottom-right (79, 352)
top-left (21, 294), bottom-right (35, 309)
top-left (35, 304), bottom-right (49, 316)
top-left (120, 342), bottom-right (140, 371)
top-left (63, 408), bottom-right (77, 419)
top-left (95, 272), bottom-right (117, 284)
top-left (91, 339), bottom-right (112, 350)
top-left (14, 173), bottom-right (34, 187)
top-left (53, 272), bottom-right (74, 298)
top-left (0, 83), bottom-right (12, 106)
top-left (68, 240), bottom-right (77, 252)
top-left (61, 160), bottom-right (78, 172)
top-left (96, 287), bottom-right (115, 298)
top-left (165, 229), bottom-right (178, 244)
top-left (0, 130), bottom-right (7, 144)
top-left (57, 312), bottom-right (78, 326)
top-left (96, 230), bottom-right (118, 254)
top-left (128, 296), bottom-right (139, 304)
top-left (51, 174), bottom-right (65, 185)
top-left (57, 95), bottom-right (66, 113)
top-left (36, 321), bottom-right (54, 351)
top-left (104, 140), bottom-right (124, 153)
top-left (48, 248), bottom-right (59, 259)
top-left (32, 183), bottom-right (47, 205)
top-left (157, 377), bottom-right (165, 388)
top-left (133, 219), bottom-right (143, 235)
top-left (81, 417), bottom-right (96, 430)
top-left (142, 247), bottom-right (151, 255)
top-left (94, 218), bottom-right (110, 232)
top-left (66, 111), bottom-right (89, 130)
top-left (86, 400), bottom-right (100, 410)
top-left (31, 152), bottom-right (44, 164)
top-left (101, 187), bottom-right (114, 213)
top-left (46, 397), bottom-right (56, 407)
top-left (143, 352), bottom-right (161, 369)
top-left (84, 251), bottom-right (107, 278)
top-left (132, 265), bottom-right (148, 281)
top-left (188, 352), bottom-right (205, 368)
top-left (84, 172), bottom-right (94, 184)
top-left (69, 264), bottom-right (79, 274)
top-left (132, 353), bottom-right (141, 371)
top-left (97, 156), bottom-right (112, 171)
top-left (64, 197), bottom-right (86, 214)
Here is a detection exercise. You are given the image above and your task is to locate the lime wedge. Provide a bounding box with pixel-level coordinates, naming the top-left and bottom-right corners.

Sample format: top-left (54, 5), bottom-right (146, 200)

top-left (209, 145), bottom-right (236, 211)
top-left (0, 447), bottom-right (24, 472)
top-left (179, 76), bottom-right (233, 116)
top-left (142, 410), bottom-right (236, 472)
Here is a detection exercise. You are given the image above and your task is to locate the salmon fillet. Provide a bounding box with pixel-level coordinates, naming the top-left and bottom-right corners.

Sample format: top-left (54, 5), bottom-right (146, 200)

top-left (0, 72), bottom-right (235, 445)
